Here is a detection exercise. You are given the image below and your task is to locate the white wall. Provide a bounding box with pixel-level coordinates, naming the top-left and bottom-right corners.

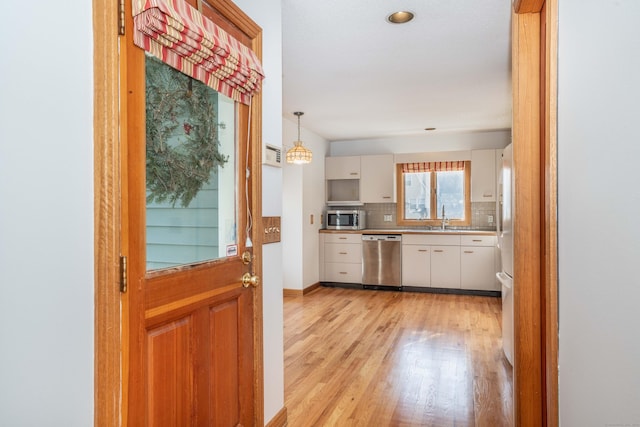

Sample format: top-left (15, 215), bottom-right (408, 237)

top-left (330, 129), bottom-right (510, 156)
top-left (282, 118), bottom-right (329, 291)
top-left (301, 130), bottom-right (328, 287)
top-left (557, 1), bottom-right (640, 425)
top-left (282, 117), bottom-right (303, 291)
top-left (0, 1), bottom-right (94, 426)
top-left (232, 0), bottom-right (285, 423)
top-left (0, 1), bottom-right (284, 425)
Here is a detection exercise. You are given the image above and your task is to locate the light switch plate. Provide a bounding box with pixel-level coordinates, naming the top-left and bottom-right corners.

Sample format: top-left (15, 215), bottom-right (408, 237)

top-left (262, 216), bottom-right (281, 244)
top-left (384, 214), bottom-right (392, 222)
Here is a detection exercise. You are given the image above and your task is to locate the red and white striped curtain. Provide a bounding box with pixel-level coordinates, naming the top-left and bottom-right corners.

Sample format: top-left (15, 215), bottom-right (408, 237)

top-left (133, 0), bottom-right (265, 105)
top-left (401, 161), bottom-right (466, 173)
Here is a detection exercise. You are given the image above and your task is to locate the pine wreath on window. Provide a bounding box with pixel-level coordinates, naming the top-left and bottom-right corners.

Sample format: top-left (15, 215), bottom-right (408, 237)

top-left (145, 55), bottom-right (228, 207)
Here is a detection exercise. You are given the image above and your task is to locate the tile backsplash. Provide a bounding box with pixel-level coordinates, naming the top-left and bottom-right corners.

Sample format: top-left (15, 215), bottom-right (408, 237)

top-left (363, 202), bottom-right (497, 230)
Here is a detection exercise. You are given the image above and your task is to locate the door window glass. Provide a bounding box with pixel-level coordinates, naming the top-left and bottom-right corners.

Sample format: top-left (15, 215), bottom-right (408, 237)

top-left (145, 55), bottom-right (237, 271)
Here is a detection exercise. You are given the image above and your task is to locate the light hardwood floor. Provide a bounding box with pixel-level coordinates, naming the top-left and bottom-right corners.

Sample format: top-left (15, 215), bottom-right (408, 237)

top-left (283, 286), bottom-right (513, 426)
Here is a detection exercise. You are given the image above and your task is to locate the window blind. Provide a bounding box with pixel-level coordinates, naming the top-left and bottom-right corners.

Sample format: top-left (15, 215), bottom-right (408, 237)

top-left (401, 161), bottom-right (466, 173)
top-left (133, 0), bottom-right (265, 105)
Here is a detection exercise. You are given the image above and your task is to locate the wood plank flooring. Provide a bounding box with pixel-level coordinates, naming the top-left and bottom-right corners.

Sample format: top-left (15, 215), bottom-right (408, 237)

top-left (283, 286), bottom-right (513, 426)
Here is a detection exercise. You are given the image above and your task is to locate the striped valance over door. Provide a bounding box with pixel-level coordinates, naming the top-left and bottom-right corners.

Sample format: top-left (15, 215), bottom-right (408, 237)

top-left (133, 0), bottom-right (265, 105)
top-left (401, 161), bottom-right (466, 173)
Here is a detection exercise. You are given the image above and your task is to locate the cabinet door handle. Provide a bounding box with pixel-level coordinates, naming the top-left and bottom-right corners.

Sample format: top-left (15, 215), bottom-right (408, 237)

top-left (472, 239), bottom-right (482, 242)
top-left (433, 250), bottom-right (444, 253)
top-left (350, 172), bottom-right (358, 176)
top-left (339, 237), bottom-right (347, 240)
top-left (339, 252), bottom-right (348, 255)
top-left (418, 249), bottom-right (428, 252)
top-left (339, 272), bottom-right (348, 275)
top-left (383, 196), bottom-right (391, 199)
top-left (464, 250), bottom-right (474, 254)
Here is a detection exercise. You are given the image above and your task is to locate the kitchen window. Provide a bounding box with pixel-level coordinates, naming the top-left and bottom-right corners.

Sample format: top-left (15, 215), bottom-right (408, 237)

top-left (396, 161), bottom-right (471, 227)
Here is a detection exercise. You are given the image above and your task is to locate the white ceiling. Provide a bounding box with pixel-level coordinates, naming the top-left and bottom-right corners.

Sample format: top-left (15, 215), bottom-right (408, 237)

top-left (282, 0), bottom-right (512, 142)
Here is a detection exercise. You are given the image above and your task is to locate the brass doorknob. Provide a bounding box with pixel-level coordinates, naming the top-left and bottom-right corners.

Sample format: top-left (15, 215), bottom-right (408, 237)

top-left (242, 273), bottom-right (259, 288)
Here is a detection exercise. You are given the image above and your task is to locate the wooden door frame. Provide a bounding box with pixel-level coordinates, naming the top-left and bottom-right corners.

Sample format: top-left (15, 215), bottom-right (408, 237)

top-left (93, 0), bottom-right (265, 425)
top-left (93, 0), bottom-right (121, 424)
top-left (512, 0), bottom-right (558, 426)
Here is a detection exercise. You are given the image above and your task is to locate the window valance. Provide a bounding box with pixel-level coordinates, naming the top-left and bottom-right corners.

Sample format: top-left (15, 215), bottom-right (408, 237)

top-left (401, 161), bottom-right (466, 173)
top-left (133, 0), bottom-right (265, 105)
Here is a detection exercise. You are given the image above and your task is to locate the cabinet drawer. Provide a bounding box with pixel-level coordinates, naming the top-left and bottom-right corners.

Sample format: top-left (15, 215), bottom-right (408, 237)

top-left (325, 262), bottom-right (362, 283)
top-left (325, 243), bottom-right (362, 263)
top-left (324, 233), bottom-right (362, 244)
top-left (460, 235), bottom-right (497, 247)
top-left (403, 234), bottom-right (461, 246)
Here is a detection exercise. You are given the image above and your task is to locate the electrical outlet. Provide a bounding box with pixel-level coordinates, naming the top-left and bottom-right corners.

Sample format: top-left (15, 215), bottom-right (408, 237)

top-left (384, 214), bottom-right (392, 222)
top-left (488, 215), bottom-right (494, 224)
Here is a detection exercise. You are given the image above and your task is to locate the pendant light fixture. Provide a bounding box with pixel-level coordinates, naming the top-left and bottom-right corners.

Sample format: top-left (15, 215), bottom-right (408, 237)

top-left (286, 111), bottom-right (312, 164)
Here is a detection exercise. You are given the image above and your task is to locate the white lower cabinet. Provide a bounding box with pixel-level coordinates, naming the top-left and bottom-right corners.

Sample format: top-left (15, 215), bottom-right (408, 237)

top-left (401, 245), bottom-right (431, 287)
top-left (324, 233), bottom-right (362, 284)
top-left (461, 246), bottom-right (496, 290)
top-left (402, 234), bottom-right (461, 289)
top-left (430, 246), bottom-right (461, 289)
top-left (460, 235), bottom-right (498, 291)
top-left (322, 232), bottom-right (497, 291)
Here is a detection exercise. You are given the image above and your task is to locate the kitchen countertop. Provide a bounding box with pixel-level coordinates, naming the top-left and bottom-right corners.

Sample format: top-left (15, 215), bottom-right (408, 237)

top-left (319, 228), bottom-right (496, 236)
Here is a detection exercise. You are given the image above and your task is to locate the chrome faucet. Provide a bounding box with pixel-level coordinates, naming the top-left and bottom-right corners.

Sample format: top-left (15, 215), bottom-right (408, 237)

top-left (441, 205), bottom-right (449, 230)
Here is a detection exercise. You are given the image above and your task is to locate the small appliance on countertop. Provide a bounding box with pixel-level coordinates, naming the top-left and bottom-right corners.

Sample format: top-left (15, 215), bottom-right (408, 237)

top-left (325, 209), bottom-right (366, 230)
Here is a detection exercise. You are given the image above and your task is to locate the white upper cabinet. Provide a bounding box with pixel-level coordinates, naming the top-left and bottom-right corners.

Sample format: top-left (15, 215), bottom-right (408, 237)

top-left (326, 156), bottom-right (362, 205)
top-left (360, 154), bottom-right (395, 203)
top-left (325, 149), bottom-right (502, 205)
top-left (471, 149), bottom-right (497, 202)
top-left (325, 156), bottom-right (361, 180)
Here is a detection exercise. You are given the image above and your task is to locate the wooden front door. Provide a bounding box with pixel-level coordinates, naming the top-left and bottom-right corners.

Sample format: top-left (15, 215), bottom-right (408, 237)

top-left (121, 1), bottom-right (264, 425)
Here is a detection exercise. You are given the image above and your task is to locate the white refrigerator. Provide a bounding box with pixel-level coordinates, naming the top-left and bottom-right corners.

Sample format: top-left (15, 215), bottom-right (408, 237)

top-left (497, 143), bottom-right (514, 365)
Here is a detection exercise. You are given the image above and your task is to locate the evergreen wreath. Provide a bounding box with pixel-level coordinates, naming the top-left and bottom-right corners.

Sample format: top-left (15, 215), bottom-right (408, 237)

top-left (145, 55), bottom-right (228, 207)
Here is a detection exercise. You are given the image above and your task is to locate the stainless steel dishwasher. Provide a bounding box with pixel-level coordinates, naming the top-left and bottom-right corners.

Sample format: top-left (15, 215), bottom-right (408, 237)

top-left (362, 234), bottom-right (402, 289)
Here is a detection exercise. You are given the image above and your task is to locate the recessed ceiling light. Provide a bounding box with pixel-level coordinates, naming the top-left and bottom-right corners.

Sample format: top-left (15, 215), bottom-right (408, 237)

top-left (387, 11), bottom-right (414, 24)
top-left (425, 127), bottom-right (436, 131)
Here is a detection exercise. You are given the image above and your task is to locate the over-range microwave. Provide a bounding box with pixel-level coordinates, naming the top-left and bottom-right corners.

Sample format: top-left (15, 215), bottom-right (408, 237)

top-left (325, 209), bottom-right (366, 230)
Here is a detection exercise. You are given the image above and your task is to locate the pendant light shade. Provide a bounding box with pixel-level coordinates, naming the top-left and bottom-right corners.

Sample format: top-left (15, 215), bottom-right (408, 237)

top-left (286, 112), bottom-right (312, 164)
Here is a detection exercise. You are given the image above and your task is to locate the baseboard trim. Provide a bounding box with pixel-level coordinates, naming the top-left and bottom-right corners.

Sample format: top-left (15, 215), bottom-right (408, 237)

top-left (283, 288), bottom-right (302, 297)
top-left (321, 282), bottom-right (501, 298)
top-left (283, 282), bottom-right (321, 297)
top-left (265, 406), bottom-right (288, 427)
